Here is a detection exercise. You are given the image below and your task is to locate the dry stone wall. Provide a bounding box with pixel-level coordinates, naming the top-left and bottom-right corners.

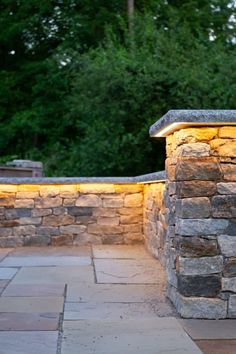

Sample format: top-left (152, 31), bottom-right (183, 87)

top-left (165, 126), bottom-right (236, 319)
top-left (0, 183), bottom-right (143, 247)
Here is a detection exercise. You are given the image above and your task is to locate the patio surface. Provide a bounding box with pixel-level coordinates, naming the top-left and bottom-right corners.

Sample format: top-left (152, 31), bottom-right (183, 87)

top-left (0, 245), bottom-right (235, 354)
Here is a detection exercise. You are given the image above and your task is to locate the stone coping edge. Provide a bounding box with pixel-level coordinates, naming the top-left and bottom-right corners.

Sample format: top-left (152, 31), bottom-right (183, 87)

top-left (149, 109), bottom-right (236, 137)
top-left (0, 172), bottom-right (166, 185)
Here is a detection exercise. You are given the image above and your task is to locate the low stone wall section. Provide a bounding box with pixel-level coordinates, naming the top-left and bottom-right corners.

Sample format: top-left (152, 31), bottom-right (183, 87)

top-left (0, 183), bottom-right (143, 247)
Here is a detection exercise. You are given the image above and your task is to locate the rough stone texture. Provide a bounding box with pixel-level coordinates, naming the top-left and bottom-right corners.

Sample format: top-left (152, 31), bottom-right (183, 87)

top-left (222, 277), bottom-right (236, 292)
top-left (175, 157), bottom-right (222, 181)
top-left (217, 182), bottom-right (236, 194)
top-left (176, 218), bottom-right (228, 236)
top-left (218, 235), bottom-right (236, 257)
top-left (223, 258), bottom-right (236, 277)
top-left (176, 181), bottom-right (217, 197)
top-left (175, 237), bottom-right (219, 257)
top-left (178, 256), bottom-right (223, 275)
top-left (175, 143), bottom-right (210, 157)
top-left (176, 197), bottom-right (211, 218)
top-left (178, 274), bottom-right (221, 297)
top-left (228, 295), bottom-right (236, 318)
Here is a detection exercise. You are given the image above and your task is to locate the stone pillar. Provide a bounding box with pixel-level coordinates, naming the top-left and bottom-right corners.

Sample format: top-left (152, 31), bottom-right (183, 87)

top-left (150, 110), bottom-right (236, 319)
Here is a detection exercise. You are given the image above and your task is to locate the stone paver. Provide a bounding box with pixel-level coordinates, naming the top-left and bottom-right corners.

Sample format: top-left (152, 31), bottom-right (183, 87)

top-left (92, 245), bottom-right (152, 259)
top-left (2, 284), bottom-right (65, 297)
top-left (0, 267), bottom-right (18, 279)
top-left (0, 256), bottom-right (91, 267)
top-left (11, 266), bottom-right (94, 284)
top-left (62, 318), bottom-right (202, 354)
top-left (9, 246), bottom-right (91, 256)
top-left (64, 302), bottom-right (158, 320)
top-left (94, 259), bottom-right (164, 284)
top-left (0, 331), bottom-right (58, 354)
top-left (66, 283), bottom-right (165, 302)
top-left (0, 312), bottom-right (59, 330)
top-left (180, 319), bottom-right (236, 339)
top-left (195, 339), bottom-right (236, 354)
top-left (0, 248), bottom-right (12, 261)
top-left (0, 297), bottom-right (64, 312)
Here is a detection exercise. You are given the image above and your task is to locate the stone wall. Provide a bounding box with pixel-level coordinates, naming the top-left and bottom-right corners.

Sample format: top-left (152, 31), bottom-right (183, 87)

top-left (165, 126), bottom-right (236, 318)
top-left (0, 183), bottom-right (143, 247)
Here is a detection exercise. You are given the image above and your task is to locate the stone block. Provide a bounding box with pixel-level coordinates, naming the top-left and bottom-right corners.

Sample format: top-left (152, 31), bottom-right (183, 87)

top-left (175, 143), bottom-right (210, 157)
top-left (0, 236), bottom-right (23, 247)
top-left (124, 193), bottom-right (142, 207)
top-left (35, 196), bottom-right (62, 208)
top-left (39, 186), bottom-right (59, 197)
top-left (15, 199), bottom-right (34, 208)
top-left (210, 139), bottom-right (236, 157)
top-left (174, 128), bottom-right (218, 145)
top-left (212, 195), bottom-right (236, 218)
top-left (222, 277), bottom-right (236, 292)
top-left (17, 217), bottom-right (41, 225)
top-left (76, 215), bottom-right (96, 224)
top-left (0, 185), bottom-right (17, 193)
top-left (175, 236), bottom-right (219, 257)
top-left (59, 185), bottom-right (78, 198)
top-left (87, 224), bottom-right (123, 235)
top-left (176, 197), bottom-right (211, 218)
top-left (80, 184), bottom-right (115, 193)
top-left (176, 181), bottom-right (217, 198)
top-left (16, 191), bottom-right (39, 199)
top-left (103, 198), bottom-right (123, 208)
top-left (120, 215), bottom-right (142, 224)
top-left (225, 219), bottom-right (236, 235)
top-left (36, 226), bottom-right (59, 236)
top-left (0, 196), bottom-right (14, 207)
top-left (31, 208), bottom-right (52, 217)
top-left (76, 194), bottom-right (102, 207)
top-left (168, 284), bottom-right (227, 319)
top-left (97, 217), bottom-right (119, 226)
top-left (178, 274), bottom-right (221, 297)
top-left (168, 182), bottom-right (176, 195)
top-left (102, 234), bottom-right (124, 244)
top-left (43, 215), bottom-right (74, 227)
top-left (118, 207), bottom-right (143, 216)
top-left (23, 235), bottom-right (50, 246)
top-left (123, 224), bottom-right (142, 233)
top-left (0, 220), bottom-right (19, 227)
top-left (218, 235), bottom-right (236, 257)
top-left (60, 225), bottom-right (87, 235)
top-left (93, 208), bottom-right (117, 217)
top-left (217, 182), bottom-right (236, 194)
top-left (219, 126), bottom-right (236, 138)
top-left (221, 164), bottom-right (236, 181)
top-left (13, 225), bottom-right (36, 236)
top-left (178, 256), bottom-right (223, 275)
top-left (67, 207), bottom-right (93, 216)
top-left (176, 218), bottom-right (228, 236)
top-left (124, 233), bottom-right (144, 244)
top-left (115, 184), bottom-right (142, 193)
top-left (51, 235), bottom-right (73, 246)
top-left (63, 199), bottom-right (75, 206)
top-left (17, 185), bottom-right (39, 192)
top-left (175, 157), bottom-right (222, 181)
top-left (223, 258), bottom-right (236, 277)
top-left (228, 295), bottom-right (236, 318)
top-left (5, 208), bottom-right (31, 219)
top-left (0, 228), bottom-right (13, 237)
top-left (73, 233), bottom-right (102, 245)
top-left (53, 206), bottom-right (67, 216)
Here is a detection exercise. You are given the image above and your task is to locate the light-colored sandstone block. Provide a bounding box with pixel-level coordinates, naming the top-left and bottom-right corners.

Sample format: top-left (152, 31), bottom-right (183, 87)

top-left (115, 184), bottom-right (143, 193)
top-left (39, 185), bottom-right (60, 197)
top-left (0, 185), bottom-right (17, 193)
top-left (217, 182), bottom-right (236, 194)
top-left (174, 128), bottom-right (218, 145)
top-left (175, 143), bottom-right (210, 157)
top-left (124, 193), bottom-right (142, 207)
top-left (35, 196), bottom-right (62, 208)
top-left (17, 184), bottom-right (40, 192)
top-left (80, 184), bottom-right (115, 193)
top-left (75, 194), bottom-right (102, 207)
top-left (88, 224), bottom-right (123, 235)
top-left (43, 215), bottom-right (74, 227)
top-left (219, 126), bottom-right (236, 138)
top-left (97, 217), bottom-right (119, 226)
top-left (16, 191), bottom-right (39, 199)
top-left (210, 138), bottom-right (236, 156)
top-left (15, 199), bottom-right (34, 208)
top-left (103, 198), bottom-right (124, 208)
top-left (60, 225), bottom-right (86, 235)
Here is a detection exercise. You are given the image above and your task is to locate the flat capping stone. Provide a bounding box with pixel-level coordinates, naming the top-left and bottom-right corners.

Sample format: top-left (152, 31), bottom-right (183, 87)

top-left (149, 110), bottom-right (236, 138)
top-left (0, 172), bottom-right (166, 185)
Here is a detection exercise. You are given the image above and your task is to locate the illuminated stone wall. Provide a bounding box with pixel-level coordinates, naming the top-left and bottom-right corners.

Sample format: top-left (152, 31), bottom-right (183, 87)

top-left (0, 183), bottom-right (143, 246)
top-left (165, 126), bottom-right (236, 319)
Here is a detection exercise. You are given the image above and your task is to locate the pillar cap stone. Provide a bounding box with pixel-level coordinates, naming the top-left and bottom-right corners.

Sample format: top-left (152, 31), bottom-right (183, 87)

top-left (149, 110), bottom-right (236, 137)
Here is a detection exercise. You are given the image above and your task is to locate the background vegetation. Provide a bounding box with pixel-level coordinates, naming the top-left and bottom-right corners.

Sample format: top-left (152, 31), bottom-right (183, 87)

top-left (0, 0), bottom-right (236, 176)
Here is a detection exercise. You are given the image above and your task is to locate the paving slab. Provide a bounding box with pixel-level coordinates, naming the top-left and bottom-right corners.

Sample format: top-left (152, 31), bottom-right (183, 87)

top-left (11, 266), bottom-right (94, 284)
top-left (195, 339), bottom-right (236, 354)
top-left (94, 259), bottom-right (164, 284)
top-left (0, 331), bottom-right (58, 354)
top-left (2, 284), bottom-right (65, 297)
top-left (180, 319), bottom-right (236, 339)
top-left (0, 249), bottom-right (13, 261)
top-left (0, 256), bottom-right (91, 267)
top-left (0, 297), bottom-right (64, 312)
top-left (0, 268), bottom-right (18, 280)
top-left (0, 312), bottom-right (59, 330)
top-left (92, 245), bottom-right (152, 259)
top-left (62, 318), bottom-right (202, 354)
top-left (9, 245), bottom-right (91, 256)
top-left (66, 283), bottom-right (166, 302)
top-left (64, 302), bottom-right (159, 320)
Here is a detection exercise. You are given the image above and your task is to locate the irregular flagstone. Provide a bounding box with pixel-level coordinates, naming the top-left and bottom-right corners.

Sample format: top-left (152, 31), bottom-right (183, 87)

top-left (0, 268), bottom-right (18, 280)
top-left (2, 284), bottom-right (65, 297)
top-left (9, 246), bottom-right (91, 257)
top-left (0, 297), bottom-right (64, 313)
top-left (0, 249), bottom-right (13, 261)
top-left (61, 318), bottom-right (202, 354)
top-left (64, 302), bottom-right (158, 320)
top-left (179, 319), bottom-right (236, 339)
top-left (66, 283), bottom-right (165, 302)
top-left (92, 245), bottom-right (152, 259)
top-left (0, 331), bottom-right (58, 354)
top-left (0, 312), bottom-right (60, 331)
top-left (0, 256), bottom-right (91, 267)
top-left (94, 259), bottom-right (164, 284)
top-left (11, 266), bottom-right (94, 284)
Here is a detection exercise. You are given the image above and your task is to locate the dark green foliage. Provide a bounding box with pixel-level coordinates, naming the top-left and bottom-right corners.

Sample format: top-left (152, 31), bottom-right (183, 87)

top-left (0, 1), bottom-right (236, 176)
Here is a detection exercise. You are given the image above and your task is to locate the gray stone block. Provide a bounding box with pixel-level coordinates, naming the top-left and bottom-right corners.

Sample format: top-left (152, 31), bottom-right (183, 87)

top-left (222, 277), bottom-right (236, 292)
top-left (178, 256), bottom-right (223, 275)
top-left (217, 182), bottom-right (236, 194)
top-left (218, 235), bottom-right (236, 257)
top-left (176, 218), bottom-right (228, 236)
top-left (175, 236), bottom-right (219, 257)
top-left (212, 195), bottom-right (236, 218)
top-left (228, 295), bottom-right (236, 318)
top-left (178, 274), bottom-right (221, 297)
top-left (176, 197), bottom-right (211, 218)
